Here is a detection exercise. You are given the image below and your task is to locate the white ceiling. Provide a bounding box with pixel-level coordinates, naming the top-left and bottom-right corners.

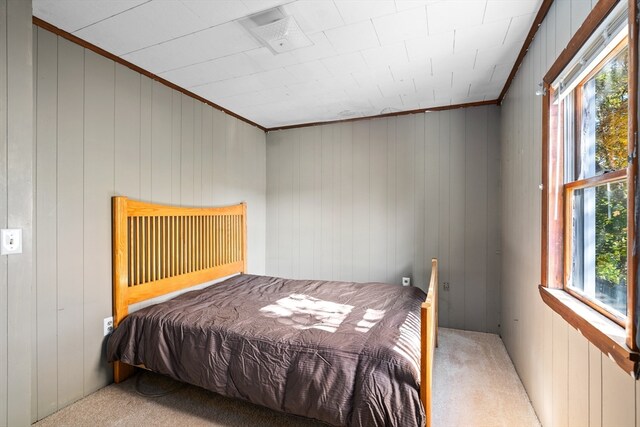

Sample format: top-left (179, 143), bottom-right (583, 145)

top-left (33, 0), bottom-right (542, 128)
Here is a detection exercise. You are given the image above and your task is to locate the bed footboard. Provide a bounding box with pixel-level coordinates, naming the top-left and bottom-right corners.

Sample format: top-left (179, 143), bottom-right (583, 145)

top-left (421, 258), bottom-right (438, 427)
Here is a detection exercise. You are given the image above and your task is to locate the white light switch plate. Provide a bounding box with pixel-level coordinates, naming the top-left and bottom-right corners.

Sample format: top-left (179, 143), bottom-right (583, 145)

top-left (1, 229), bottom-right (22, 255)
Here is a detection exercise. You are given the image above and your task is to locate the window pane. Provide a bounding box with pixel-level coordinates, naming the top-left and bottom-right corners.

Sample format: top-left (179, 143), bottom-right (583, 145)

top-left (569, 180), bottom-right (627, 316)
top-left (577, 45), bottom-right (628, 179)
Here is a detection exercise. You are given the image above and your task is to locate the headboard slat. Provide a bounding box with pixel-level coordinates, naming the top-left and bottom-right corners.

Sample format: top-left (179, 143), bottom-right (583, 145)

top-left (112, 197), bottom-right (247, 328)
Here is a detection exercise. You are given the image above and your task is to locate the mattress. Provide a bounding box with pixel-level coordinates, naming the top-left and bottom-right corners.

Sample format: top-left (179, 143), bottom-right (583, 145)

top-left (107, 274), bottom-right (426, 427)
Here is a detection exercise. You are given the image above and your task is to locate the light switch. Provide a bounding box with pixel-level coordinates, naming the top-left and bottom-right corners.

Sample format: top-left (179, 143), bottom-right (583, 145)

top-left (1, 229), bottom-right (22, 255)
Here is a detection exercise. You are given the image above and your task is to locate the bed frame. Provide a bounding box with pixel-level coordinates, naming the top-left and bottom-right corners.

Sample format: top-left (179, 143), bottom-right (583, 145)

top-left (111, 196), bottom-right (438, 427)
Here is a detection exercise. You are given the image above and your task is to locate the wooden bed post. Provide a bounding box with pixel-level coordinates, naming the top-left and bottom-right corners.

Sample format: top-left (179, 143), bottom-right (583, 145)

top-left (434, 261), bottom-right (439, 349)
top-left (421, 258), bottom-right (438, 427)
top-left (241, 202), bottom-right (247, 274)
top-left (112, 196), bottom-right (135, 383)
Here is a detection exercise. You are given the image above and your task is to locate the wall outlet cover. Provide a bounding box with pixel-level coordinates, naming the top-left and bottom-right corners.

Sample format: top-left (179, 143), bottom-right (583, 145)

top-left (103, 317), bottom-right (114, 336)
top-left (402, 277), bottom-right (411, 287)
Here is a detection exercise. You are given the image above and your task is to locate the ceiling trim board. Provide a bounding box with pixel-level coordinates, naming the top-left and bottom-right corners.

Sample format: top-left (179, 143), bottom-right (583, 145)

top-left (265, 99), bottom-right (500, 132)
top-left (32, 16), bottom-right (268, 132)
top-left (497, 0), bottom-right (555, 104)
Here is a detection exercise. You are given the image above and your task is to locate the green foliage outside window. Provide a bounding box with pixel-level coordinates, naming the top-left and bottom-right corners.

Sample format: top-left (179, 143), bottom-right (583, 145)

top-left (593, 47), bottom-right (628, 289)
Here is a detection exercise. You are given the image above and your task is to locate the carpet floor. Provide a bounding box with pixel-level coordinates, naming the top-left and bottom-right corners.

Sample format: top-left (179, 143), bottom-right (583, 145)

top-left (34, 328), bottom-right (540, 427)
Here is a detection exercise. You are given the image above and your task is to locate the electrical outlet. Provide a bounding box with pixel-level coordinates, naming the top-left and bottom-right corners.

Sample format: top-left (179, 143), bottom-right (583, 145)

top-left (402, 277), bottom-right (411, 287)
top-left (443, 282), bottom-right (450, 291)
top-left (103, 317), bottom-right (114, 336)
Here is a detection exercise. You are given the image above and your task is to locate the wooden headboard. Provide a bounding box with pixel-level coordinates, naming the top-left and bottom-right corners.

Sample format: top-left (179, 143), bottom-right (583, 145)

top-left (111, 196), bottom-right (247, 381)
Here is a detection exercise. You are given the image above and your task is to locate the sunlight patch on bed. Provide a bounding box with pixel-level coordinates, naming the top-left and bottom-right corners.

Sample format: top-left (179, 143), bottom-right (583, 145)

top-left (259, 294), bottom-right (353, 332)
top-left (355, 308), bottom-right (386, 333)
top-left (392, 311), bottom-right (421, 373)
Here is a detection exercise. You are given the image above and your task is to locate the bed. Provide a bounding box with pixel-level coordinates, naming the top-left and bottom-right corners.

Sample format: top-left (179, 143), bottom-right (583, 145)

top-left (107, 197), bottom-right (438, 427)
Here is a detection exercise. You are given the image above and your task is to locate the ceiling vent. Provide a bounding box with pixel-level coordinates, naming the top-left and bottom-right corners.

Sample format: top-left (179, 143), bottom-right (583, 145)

top-left (241, 8), bottom-right (313, 54)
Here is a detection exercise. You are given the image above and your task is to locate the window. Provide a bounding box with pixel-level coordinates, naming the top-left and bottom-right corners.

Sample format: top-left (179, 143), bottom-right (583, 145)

top-left (563, 39), bottom-right (629, 324)
top-left (541, 0), bottom-right (639, 376)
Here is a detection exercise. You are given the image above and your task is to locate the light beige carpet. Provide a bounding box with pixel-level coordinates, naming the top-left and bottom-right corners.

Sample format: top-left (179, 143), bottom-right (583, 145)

top-left (432, 329), bottom-right (540, 427)
top-left (34, 328), bottom-right (540, 427)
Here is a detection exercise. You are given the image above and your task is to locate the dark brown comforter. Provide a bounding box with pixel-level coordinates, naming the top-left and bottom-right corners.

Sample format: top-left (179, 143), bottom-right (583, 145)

top-left (107, 274), bottom-right (426, 427)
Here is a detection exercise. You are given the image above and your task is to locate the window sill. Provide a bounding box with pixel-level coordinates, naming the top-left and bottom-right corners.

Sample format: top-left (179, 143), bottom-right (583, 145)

top-left (539, 285), bottom-right (640, 378)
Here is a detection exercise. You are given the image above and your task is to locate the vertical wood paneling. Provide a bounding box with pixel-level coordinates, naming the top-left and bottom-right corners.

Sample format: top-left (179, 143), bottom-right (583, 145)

top-left (114, 65), bottom-right (140, 198)
top-left (422, 114), bottom-right (437, 291)
top-left (485, 106), bottom-right (501, 334)
top-left (520, 51), bottom-right (535, 392)
top-left (193, 102), bottom-right (202, 207)
top-left (415, 114), bottom-right (428, 291)
top-left (290, 128), bottom-right (301, 278)
top-left (449, 109), bottom-right (466, 329)
top-left (82, 50), bottom-right (114, 394)
top-left (590, 343), bottom-right (602, 427)
top-left (396, 115), bottom-right (414, 285)
top-left (567, 327), bottom-right (589, 427)
top-left (151, 82), bottom-right (172, 204)
top-left (266, 106), bottom-right (500, 331)
top-left (331, 124), bottom-right (341, 280)
top-left (310, 127), bottom-right (323, 279)
top-left (541, 300), bottom-right (554, 426)
top-left (265, 128), bottom-right (280, 277)
top-left (437, 111), bottom-right (451, 325)
top-left (201, 108), bottom-right (213, 206)
top-left (32, 27), bottom-right (267, 422)
top-left (171, 92), bottom-right (181, 205)
top-left (31, 25), bottom-right (37, 422)
top-left (546, 4), bottom-right (557, 69)
top-left (320, 125), bottom-right (335, 280)
top-left (637, 373), bottom-right (640, 427)
top-left (4, 0), bottom-right (33, 424)
top-left (602, 355), bottom-right (635, 427)
top-left (35, 26), bottom-right (57, 420)
top-left (56, 38), bottom-right (84, 408)
top-left (278, 129), bottom-right (293, 278)
top-left (139, 77), bottom-right (152, 201)
top-left (369, 119), bottom-right (388, 284)
top-left (180, 95), bottom-right (194, 206)
top-left (570, 0), bottom-right (591, 37)
top-left (529, 31), bottom-right (544, 415)
top-left (253, 125), bottom-right (267, 274)
top-left (226, 116), bottom-right (242, 204)
top-left (298, 127), bottom-right (315, 279)
top-left (464, 107), bottom-right (488, 331)
top-left (552, 313), bottom-right (569, 427)
top-left (339, 123), bottom-right (353, 281)
top-left (211, 110), bottom-right (227, 205)
top-left (555, 0), bottom-right (571, 56)
top-left (386, 119), bottom-right (397, 284)
top-left (352, 121), bottom-right (370, 283)
top-left (0, 1), bottom-right (7, 421)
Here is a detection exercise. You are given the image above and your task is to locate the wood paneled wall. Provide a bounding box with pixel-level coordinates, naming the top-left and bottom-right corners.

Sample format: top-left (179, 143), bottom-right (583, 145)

top-left (266, 106), bottom-right (501, 333)
top-left (501, 0), bottom-right (639, 425)
top-left (32, 27), bottom-right (266, 422)
top-left (0, 0), bottom-right (33, 425)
